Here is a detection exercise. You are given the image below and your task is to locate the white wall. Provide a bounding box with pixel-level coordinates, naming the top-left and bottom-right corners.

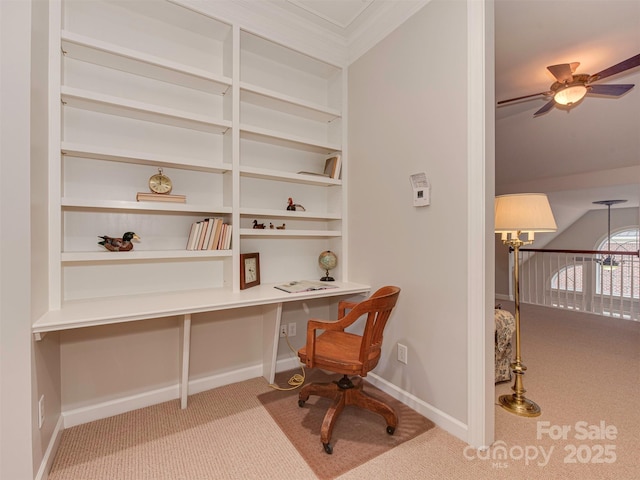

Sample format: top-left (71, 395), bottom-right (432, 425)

top-left (348, 0), bottom-right (476, 426)
top-left (1, 1), bottom-right (35, 477)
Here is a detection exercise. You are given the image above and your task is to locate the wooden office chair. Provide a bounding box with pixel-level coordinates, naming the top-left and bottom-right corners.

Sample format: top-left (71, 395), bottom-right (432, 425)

top-left (297, 286), bottom-right (401, 454)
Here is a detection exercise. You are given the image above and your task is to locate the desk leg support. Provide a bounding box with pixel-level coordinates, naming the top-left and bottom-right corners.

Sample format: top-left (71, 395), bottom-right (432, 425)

top-left (262, 303), bottom-right (283, 384)
top-left (179, 314), bottom-right (192, 409)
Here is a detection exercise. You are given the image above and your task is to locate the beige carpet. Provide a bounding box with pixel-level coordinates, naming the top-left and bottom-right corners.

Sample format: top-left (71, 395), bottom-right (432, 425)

top-left (48, 303), bottom-right (640, 479)
top-left (258, 369), bottom-right (434, 479)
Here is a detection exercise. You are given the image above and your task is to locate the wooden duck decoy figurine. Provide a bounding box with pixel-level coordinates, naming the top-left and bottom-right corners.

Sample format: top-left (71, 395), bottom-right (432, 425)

top-left (98, 232), bottom-right (140, 251)
top-left (286, 197), bottom-right (306, 211)
top-left (252, 220), bottom-right (266, 229)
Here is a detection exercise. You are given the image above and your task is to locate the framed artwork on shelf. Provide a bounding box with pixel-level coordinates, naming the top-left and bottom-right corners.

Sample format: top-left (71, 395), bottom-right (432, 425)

top-left (240, 252), bottom-right (260, 290)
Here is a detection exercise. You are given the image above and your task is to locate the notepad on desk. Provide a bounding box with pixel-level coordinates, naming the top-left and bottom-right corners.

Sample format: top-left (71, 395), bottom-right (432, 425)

top-left (274, 280), bottom-right (338, 293)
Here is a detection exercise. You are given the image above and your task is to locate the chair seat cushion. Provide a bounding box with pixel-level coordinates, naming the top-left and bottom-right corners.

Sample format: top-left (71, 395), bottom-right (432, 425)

top-left (298, 330), bottom-right (364, 373)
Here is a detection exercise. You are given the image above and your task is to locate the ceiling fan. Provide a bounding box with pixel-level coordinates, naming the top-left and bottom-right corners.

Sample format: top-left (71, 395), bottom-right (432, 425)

top-left (498, 53), bottom-right (640, 117)
top-left (573, 199), bottom-right (628, 267)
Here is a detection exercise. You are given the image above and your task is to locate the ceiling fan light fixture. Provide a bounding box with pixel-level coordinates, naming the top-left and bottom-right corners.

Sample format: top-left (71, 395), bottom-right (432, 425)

top-left (554, 84), bottom-right (587, 105)
top-left (601, 255), bottom-right (619, 270)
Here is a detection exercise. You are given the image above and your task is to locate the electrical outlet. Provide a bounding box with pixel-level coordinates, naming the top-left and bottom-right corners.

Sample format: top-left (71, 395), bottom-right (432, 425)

top-left (38, 395), bottom-right (45, 429)
top-left (288, 322), bottom-right (296, 337)
top-left (280, 325), bottom-right (287, 337)
top-left (397, 343), bottom-right (408, 365)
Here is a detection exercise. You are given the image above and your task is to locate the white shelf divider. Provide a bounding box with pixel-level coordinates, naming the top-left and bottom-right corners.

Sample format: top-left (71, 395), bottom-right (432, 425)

top-left (239, 207), bottom-right (340, 220)
top-left (240, 82), bottom-right (340, 122)
top-left (61, 30), bottom-right (232, 94)
top-left (61, 197), bottom-right (232, 215)
top-left (239, 165), bottom-right (340, 186)
top-left (61, 142), bottom-right (232, 173)
top-left (61, 249), bottom-right (231, 263)
top-left (62, 86), bottom-right (232, 134)
top-left (239, 228), bottom-right (341, 237)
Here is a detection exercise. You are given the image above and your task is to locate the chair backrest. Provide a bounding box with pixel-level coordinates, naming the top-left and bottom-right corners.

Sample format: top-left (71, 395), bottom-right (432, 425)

top-left (350, 286), bottom-right (400, 374)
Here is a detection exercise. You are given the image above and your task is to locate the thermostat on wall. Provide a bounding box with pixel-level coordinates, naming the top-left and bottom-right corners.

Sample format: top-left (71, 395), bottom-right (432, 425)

top-left (410, 172), bottom-right (431, 207)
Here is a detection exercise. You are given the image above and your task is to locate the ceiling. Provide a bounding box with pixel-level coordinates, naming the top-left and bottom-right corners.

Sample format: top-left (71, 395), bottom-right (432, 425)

top-left (265, 0), bottom-right (640, 240)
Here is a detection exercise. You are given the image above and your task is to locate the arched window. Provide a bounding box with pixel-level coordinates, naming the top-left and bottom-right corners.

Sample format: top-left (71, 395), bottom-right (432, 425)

top-left (551, 265), bottom-right (583, 293)
top-left (595, 228), bottom-right (639, 299)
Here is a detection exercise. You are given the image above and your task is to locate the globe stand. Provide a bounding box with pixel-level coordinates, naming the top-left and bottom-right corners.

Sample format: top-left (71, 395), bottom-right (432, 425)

top-left (318, 250), bottom-right (337, 282)
top-left (320, 269), bottom-right (335, 282)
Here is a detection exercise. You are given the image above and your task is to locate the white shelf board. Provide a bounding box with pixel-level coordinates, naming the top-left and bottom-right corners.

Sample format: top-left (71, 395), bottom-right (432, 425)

top-left (61, 249), bottom-right (232, 263)
top-left (32, 282), bottom-right (370, 335)
top-left (239, 208), bottom-right (341, 220)
top-left (240, 82), bottom-right (340, 122)
top-left (240, 30), bottom-right (341, 79)
top-left (239, 228), bottom-right (341, 237)
top-left (61, 31), bottom-right (232, 94)
top-left (61, 86), bottom-right (232, 134)
top-left (61, 142), bottom-right (232, 173)
top-left (240, 124), bottom-right (340, 154)
top-left (239, 165), bottom-right (340, 186)
top-left (61, 197), bottom-right (232, 215)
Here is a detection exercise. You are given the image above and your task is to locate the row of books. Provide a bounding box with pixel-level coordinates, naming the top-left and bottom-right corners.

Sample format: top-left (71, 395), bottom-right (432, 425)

top-left (186, 218), bottom-right (231, 251)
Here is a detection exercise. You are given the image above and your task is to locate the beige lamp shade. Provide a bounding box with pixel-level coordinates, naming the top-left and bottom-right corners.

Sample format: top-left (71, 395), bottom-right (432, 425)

top-left (495, 193), bottom-right (557, 234)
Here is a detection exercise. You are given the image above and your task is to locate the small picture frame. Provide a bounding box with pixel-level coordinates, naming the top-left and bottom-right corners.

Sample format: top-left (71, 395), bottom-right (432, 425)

top-left (240, 253), bottom-right (260, 290)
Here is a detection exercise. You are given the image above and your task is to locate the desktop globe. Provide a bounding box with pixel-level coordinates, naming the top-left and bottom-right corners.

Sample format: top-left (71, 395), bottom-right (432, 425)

top-left (319, 250), bottom-right (337, 281)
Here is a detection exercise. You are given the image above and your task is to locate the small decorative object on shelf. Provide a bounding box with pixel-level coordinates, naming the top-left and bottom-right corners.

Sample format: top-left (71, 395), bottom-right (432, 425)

top-left (253, 220), bottom-right (266, 229)
top-left (97, 232), bottom-right (140, 252)
top-left (137, 168), bottom-right (186, 203)
top-left (240, 252), bottom-right (260, 290)
top-left (276, 223), bottom-right (286, 230)
top-left (287, 197), bottom-right (306, 211)
top-left (149, 168), bottom-right (172, 194)
top-left (323, 154), bottom-right (341, 180)
top-left (318, 250), bottom-right (337, 281)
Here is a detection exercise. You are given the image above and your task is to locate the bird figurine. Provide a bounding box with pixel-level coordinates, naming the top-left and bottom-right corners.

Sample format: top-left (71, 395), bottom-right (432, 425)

top-left (252, 220), bottom-right (266, 229)
top-left (269, 222), bottom-right (275, 229)
top-left (286, 197), bottom-right (306, 211)
top-left (98, 232), bottom-right (140, 252)
top-left (276, 223), bottom-right (286, 230)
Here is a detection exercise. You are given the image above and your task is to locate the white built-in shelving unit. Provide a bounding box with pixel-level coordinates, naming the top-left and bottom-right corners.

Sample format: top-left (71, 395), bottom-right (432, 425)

top-left (42, 0), bottom-right (348, 320)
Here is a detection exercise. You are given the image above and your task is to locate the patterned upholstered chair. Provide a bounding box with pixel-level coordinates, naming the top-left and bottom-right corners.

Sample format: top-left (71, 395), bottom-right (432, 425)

top-left (495, 308), bottom-right (516, 383)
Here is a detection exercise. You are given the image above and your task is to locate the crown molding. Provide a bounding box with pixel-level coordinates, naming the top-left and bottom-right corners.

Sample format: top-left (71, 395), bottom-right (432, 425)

top-left (174, 0), bottom-right (430, 67)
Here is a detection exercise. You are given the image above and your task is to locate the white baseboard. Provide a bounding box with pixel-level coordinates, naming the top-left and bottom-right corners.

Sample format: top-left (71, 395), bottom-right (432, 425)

top-left (35, 415), bottom-right (64, 480)
top-left (495, 293), bottom-right (512, 302)
top-left (63, 384), bottom-right (179, 428)
top-left (367, 372), bottom-right (468, 442)
top-left (63, 356), bottom-right (302, 428)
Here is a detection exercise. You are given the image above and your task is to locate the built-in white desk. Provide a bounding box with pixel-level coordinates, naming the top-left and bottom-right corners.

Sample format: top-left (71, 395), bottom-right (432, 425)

top-left (33, 282), bottom-right (370, 408)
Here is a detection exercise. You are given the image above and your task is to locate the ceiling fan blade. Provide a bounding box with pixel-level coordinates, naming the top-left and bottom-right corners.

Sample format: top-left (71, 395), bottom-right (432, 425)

top-left (547, 63), bottom-right (575, 83)
top-left (497, 91), bottom-right (552, 105)
top-left (533, 99), bottom-right (556, 117)
top-left (588, 83), bottom-right (634, 96)
top-left (590, 53), bottom-right (640, 82)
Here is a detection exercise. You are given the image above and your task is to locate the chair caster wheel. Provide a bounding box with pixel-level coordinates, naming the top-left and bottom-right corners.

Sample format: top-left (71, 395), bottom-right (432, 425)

top-left (298, 399), bottom-right (305, 407)
top-left (386, 426), bottom-right (395, 435)
top-left (323, 442), bottom-right (333, 454)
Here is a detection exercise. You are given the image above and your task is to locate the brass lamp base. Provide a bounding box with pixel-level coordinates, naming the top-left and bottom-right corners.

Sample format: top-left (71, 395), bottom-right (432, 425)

top-left (498, 394), bottom-right (541, 417)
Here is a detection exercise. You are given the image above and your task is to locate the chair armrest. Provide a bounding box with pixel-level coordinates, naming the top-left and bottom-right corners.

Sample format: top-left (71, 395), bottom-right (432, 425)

top-left (338, 300), bottom-right (358, 319)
